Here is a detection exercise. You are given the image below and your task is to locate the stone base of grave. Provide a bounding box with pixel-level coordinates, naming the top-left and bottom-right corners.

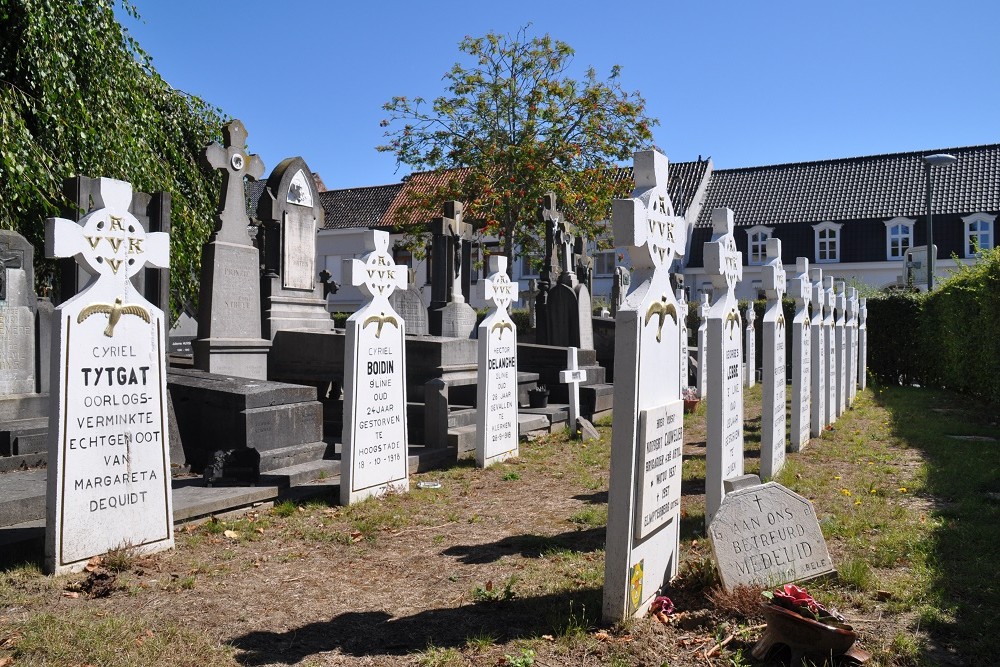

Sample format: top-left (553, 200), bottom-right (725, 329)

top-left (192, 337), bottom-right (271, 381)
top-left (0, 393), bottom-right (49, 472)
top-left (260, 288), bottom-right (332, 340)
top-left (429, 301), bottom-right (477, 339)
top-left (167, 368), bottom-right (330, 484)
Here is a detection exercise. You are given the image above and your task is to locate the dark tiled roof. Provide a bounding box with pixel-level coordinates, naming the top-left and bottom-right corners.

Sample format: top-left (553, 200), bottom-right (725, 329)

top-left (695, 144), bottom-right (1000, 227)
top-left (318, 183), bottom-right (405, 230)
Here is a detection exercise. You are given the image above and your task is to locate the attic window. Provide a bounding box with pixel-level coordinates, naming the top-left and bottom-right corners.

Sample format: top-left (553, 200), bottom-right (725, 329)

top-left (812, 221), bottom-right (843, 263)
top-left (963, 213), bottom-right (995, 257)
top-left (883, 217), bottom-right (915, 261)
top-left (745, 226), bottom-right (774, 265)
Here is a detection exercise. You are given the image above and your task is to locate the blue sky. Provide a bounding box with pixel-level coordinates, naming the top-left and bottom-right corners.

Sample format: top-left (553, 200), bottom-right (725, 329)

top-left (122, 0), bottom-right (998, 189)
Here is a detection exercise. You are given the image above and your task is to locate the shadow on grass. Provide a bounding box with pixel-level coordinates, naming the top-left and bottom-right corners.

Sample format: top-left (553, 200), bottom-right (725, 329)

top-left (873, 385), bottom-right (1000, 664)
top-left (442, 526), bottom-right (605, 563)
top-left (231, 587), bottom-right (603, 665)
top-left (572, 491), bottom-right (607, 505)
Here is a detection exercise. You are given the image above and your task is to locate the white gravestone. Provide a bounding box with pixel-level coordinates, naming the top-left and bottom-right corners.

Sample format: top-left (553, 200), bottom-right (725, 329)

top-left (704, 207), bottom-right (745, 528)
top-left (560, 346), bottom-right (587, 434)
top-left (834, 281), bottom-right (847, 417)
top-left (809, 270), bottom-right (826, 438)
top-left (677, 288), bottom-right (689, 394)
top-left (43, 177), bottom-right (173, 575)
top-left (744, 302), bottom-right (756, 388)
top-left (696, 293), bottom-right (709, 398)
top-left (603, 150), bottom-right (686, 623)
top-left (858, 298), bottom-right (868, 391)
top-left (822, 277), bottom-right (836, 427)
top-left (476, 256), bottom-right (519, 467)
top-left (340, 230), bottom-right (409, 504)
top-left (788, 258), bottom-right (812, 452)
top-left (759, 239), bottom-right (787, 480)
top-left (847, 287), bottom-right (859, 406)
top-left (709, 481), bottom-right (835, 590)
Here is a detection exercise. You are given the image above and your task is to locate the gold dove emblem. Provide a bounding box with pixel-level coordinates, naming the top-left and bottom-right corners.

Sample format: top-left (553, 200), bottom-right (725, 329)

top-left (643, 296), bottom-right (677, 343)
top-left (491, 320), bottom-right (514, 339)
top-left (362, 312), bottom-right (399, 339)
top-left (77, 297), bottom-right (150, 337)
top-left (777, 313), bottom-right (786, 330)
top-left (725, 309), bottom-right (741, 340)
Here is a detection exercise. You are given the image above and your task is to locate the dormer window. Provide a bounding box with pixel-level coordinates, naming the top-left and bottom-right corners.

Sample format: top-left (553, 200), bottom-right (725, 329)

top-left (812, 221), bottom-right (843, 263)
top-left (963, 213), bottom-right (995, 256)
top-left (883, 217), bottom-right (915, 261)
top-left (745, 226), bottom-right (773, 265)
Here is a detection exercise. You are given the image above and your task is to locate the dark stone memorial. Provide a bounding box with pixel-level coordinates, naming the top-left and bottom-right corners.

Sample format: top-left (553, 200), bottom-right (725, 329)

top-left (257, 156), bottom-right (331, 339)
top-left (193, 120), bottom-right (271, 379)
top-left (541, 194), bottom-right (594, 350)
top-left (427, 201), bottom-right (476, 338)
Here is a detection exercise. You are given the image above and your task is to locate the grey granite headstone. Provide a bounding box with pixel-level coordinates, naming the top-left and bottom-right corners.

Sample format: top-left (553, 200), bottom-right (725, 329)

top-left (257, 156), bottom-right (331, 339)
top-left (169, 311), bottom-right (197, 356)
top-left (389, 273), bottom-right (429, 336)
top-left (428, 201), bottom-right (476, 339)
top-left (193, 120), bottom-right (271, 379)
top-left (544, 196), bottom-right (595, 350)
top-left (0, 231), bottom-right (37, 395)
top-left (709, 481), bottom-right (835, 590)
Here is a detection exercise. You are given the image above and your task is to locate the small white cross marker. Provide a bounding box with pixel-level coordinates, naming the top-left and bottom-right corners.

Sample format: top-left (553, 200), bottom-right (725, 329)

top-left (559, 346), bottom-right (587, 434)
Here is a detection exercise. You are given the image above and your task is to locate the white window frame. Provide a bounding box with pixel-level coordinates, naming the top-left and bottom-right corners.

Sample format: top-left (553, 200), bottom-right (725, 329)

top-left (519, 252), bottom-right (541, 278)
top-left (745, 225), bottom-right (774, 265)
top-left (883, 217), bottom-right (915, 261)
top-left (812, 221), bottom-right (843, 263)
top-left (962, 213), bottom-right (995, 257)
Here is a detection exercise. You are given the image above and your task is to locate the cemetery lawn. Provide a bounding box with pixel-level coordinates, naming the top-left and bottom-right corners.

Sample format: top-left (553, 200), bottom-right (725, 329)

top-left (2, 386), bottom-right (998, 666)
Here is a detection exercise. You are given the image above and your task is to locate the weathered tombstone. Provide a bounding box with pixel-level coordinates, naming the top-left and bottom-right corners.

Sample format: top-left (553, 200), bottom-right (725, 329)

top-left (534, 195), bottom-right (561, 343)
top-left (603, 150), bottom-right (686, 623)
top-left (846, 287), bottom-right (859, 406)
top-left (809, 269), bottom-right (827, 438)
top-left (759, 239), bottom-right (787, 480)
top-left (788, 258), bottom-right (812, 452)
top-left (704, 207), bottom-right (744, 527)
top-left (709, 479), bottom-right (835, 589)
top-left (44, 177), bottom-right (173, 574)
top-left (677, 288), bottom-right (689, 394)
top-left (193, 120), bottom-right (271, 379)
top-left (475, 256), bottom-right (518, 467)
top-left (822, 277), bottom-right (836, 427)
top-left (390, 269), bottom-right (429, 336)
top-left (560, 346), bottom-right (587, 434)
top-left (0, 231), bottom-right (37, 395)
top-left (858, 298), bottom-right (868, 391)
top-left (257, 156), bottom-right (330, 338)
top-left (744, 302), bottom-right (756, 388)
top-left (520, 278), bottom-right (540, 330)
top-left (834, 281), bottom-right (847, 417)
top-left (543, 193), bottom-right (594, 350)
top-left (427, 202), bottom-right (476, 338)
top-left (168, 310), bottom-right (198, 356)
top-left (340, 230), bottom-right (409, 504)
top-left (611, 265), bottom-right (630, 316)
top-left (696, 293), bottom-right (709, 398)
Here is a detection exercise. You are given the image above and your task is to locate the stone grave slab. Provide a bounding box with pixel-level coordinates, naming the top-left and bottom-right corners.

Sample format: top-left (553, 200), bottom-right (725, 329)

top-left (696, 293), bottom-right (709, 398)
top-left (709, 481), bottom-right (835, 590)
top-left (677, 288), bottom-right (689, 393)
top-left (341, 230), bottom-right (409, 504)
top-left (788, 258), bottom-right (811, 452)
top-left (834, 281), bottom-right (847, 417)
top-left (0, 230), bottom-right (37, 395)
top-left (810, 269), bottom-right (826, 438)
top-left (44, 177), bottom-right (173, 574)
top-left (847, 287), bottom-right (859, 406)
top-left (389, 273), bottom-right (429, 336)
top-left (744, 302), bottom-right (756, 388)
top-left (603, 150), bottom-right (687, 623)
top-left (704, 207), bottom-right (744, 527)
top-left (823, 277), bottom-right (836, 427)
top-left (475, 256), bottom-right (519, 467)
top-left (858, 298), bottom-right (867, 391)
top-left (759, 238), bottom-right (787, 479)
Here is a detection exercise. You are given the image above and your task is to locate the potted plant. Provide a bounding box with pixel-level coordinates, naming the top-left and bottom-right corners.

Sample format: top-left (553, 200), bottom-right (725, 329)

top-left (527, 384), bottom-right (549, 408)
top-left (682, 386), bottom-right (701, 413)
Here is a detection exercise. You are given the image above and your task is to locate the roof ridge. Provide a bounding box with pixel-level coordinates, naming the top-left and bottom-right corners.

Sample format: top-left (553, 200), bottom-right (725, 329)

top-left (714, 143), bottom-right (1000, 174)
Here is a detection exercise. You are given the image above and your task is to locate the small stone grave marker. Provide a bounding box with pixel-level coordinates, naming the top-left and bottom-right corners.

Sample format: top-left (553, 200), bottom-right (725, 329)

top-left (696, 293), bottom-right (709, 398)
top-left (0, 230), bottom-right (37, 395)
top-left (834, 281), bottom-right (847, 417)
top-left (704, 207), bottom-right (744, 527)
top-left (847, 287), bottom-right (859, 406)
top-left (44, 177), bottom-right (173, 574)
top-left (858, 298), bottom-right (867, 391)
top-left (560, 346), bottom-right (587, 434)
top-left (340, 230), bottom-right (409, 504)
top-left (602, 150), bottom-right (686, 623)
top-left (677, 288), bottom-right (689, 393)
top-left (475, 255), bottom-right (518, 467)
top-left (760, 238), bottom-right (787, 479)
top-left (744, 302), bottom-right (756, 388)
top-left (809, 269), bottom-right (826, 438)
top-left (710, 480), bottom-right (835, 590)
top-left (788, 258), bottom-right (811, 452)
top-left (823, 277), bottom-right (836, 427)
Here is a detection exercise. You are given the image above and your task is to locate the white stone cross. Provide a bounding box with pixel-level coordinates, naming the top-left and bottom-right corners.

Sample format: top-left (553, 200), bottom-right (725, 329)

top-left (704, 208), bottom-right (743, 296)
top-left (787, 257), bottom-right (811, 310)
top-left (482, 255), bottom-right (515, 320)
top-left (47, 178), bottom-right (169, 289)
top-left (612, 151), bottom-right (686, 275)
top-left (559, 346), bottom-right (587, 433)
top-left (762, 238), bottom-right (786, 302)
top-left (345, 230), bottom-right (407, 302)
top-left (204, 119), bottom-right (265, 244)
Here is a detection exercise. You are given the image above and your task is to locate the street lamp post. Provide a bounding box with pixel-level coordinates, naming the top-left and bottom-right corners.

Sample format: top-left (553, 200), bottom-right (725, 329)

top-left (922, 153), bottom-right (958, 291)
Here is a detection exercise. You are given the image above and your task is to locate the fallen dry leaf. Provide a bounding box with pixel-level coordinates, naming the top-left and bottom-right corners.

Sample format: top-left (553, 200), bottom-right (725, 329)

top-left (594, 631), bottom-right (611, 642)
top-left (62, 591), bottom-right (80, 599)
top-left (349, 531), bottom-right (363, 543)
top-left (84, 555), bottom-right (102, 572)
top-left (223, 530), bottom-right (239, 539)
top-left (0, 656), bottom-right (14, 667)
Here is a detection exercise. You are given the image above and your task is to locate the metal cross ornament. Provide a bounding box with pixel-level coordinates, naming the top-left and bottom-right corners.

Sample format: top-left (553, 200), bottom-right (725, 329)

top-left (204, 119), bottom-right (265, 244)
top-left (613, 151), bottom-right (685, 274)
